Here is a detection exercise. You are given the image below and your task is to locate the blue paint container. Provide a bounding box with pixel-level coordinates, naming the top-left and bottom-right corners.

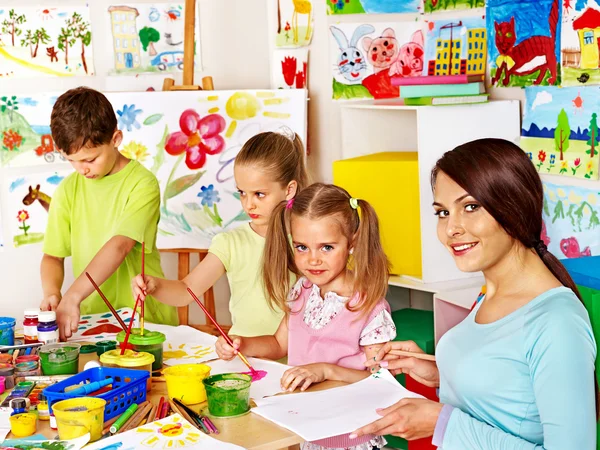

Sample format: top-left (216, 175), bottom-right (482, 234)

top-left (0, 317), bottom-right (16, 346)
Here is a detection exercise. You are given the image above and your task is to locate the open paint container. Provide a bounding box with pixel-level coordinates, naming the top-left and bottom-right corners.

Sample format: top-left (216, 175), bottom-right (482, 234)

top-left (163, 364), bottom-right (211, 405)
top-left (116, 328), bottom-right (165, 372)
top-left (39, 343), bottom-right (81, 375)
top-left (52, 397), bottom-right (106, 442)
top-left (203, 373), bottom-right (252, 418)
top-left (99, 349), bottom-right (154, 391)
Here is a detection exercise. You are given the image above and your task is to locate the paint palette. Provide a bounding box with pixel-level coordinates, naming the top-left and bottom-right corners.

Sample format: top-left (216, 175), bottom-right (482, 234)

top-left (69, 308), bottom-right (135, 342)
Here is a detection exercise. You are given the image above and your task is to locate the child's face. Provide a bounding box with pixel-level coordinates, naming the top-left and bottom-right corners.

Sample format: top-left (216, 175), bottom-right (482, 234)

top-left (291, 214), bottom-right (351, 294)
top-left (63, 131), bottom-right (124, 180)
top-left (234, 163), bottom-right (293, 231)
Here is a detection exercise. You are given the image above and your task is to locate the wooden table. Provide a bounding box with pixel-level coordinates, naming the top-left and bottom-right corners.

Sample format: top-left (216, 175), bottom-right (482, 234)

top-left (6, 349), bottom-right (345, 450)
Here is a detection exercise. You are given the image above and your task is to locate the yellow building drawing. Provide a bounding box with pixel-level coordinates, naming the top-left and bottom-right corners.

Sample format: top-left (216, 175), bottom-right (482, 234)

top-left (467, 28), bottom-right (486, 74)
top-left (434, 39), bottom-right (462, 75)
top-left (573, 8), bottom-right (600, 70)
top-left (108, 6), bottom-right (141, 70)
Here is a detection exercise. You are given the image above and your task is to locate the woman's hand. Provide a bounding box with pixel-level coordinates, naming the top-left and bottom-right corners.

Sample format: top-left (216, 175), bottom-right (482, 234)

top-left (281, 363), bottom-right (328, 392)
top-left (366, 341), bottom-right (440, 388)
top-left (350, 398), bottom-right (443, 440)
top-left (216, 336), bottom-right (242, 361)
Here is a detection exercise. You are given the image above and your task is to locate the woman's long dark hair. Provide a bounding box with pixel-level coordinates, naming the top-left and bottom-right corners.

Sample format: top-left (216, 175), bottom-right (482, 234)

top-left (431, 138), bottom-right (598, 416)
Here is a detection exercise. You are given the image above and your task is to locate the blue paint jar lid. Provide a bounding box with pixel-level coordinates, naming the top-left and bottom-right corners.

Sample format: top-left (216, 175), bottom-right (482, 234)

top-left (0, 317), bottom-right (16, 328)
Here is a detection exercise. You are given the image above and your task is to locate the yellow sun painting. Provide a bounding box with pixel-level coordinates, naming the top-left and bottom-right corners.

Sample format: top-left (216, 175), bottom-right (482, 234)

top-left (163, 343), bottom-right (213, 360)
top-left (136, 414), bottom-right (207, 448)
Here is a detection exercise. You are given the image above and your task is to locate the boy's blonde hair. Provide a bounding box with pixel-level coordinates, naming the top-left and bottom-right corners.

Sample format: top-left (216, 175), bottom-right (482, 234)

top-left (263, 183), bottom-right (390, 317)
top-left (234, 130), bottom-right (309, 191)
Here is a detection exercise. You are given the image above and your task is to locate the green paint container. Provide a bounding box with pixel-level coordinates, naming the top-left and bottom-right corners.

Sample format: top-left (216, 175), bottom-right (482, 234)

top-left (203, 373), bottom-right (252, 418)
top-left (95, 340), bottom-right (117, 357)
top-left (116, 329), bottom-right (165, 372)
top-left (39, 343), bottom-right (80, 375)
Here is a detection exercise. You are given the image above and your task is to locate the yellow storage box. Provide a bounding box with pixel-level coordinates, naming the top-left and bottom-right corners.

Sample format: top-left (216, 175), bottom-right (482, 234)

top-left (333, 152), bottom-right (421, 277)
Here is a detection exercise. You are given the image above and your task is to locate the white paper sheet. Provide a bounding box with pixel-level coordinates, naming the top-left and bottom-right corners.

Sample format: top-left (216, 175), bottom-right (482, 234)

top-left (206, 357), bottom-right (291, 399)
top-left (252, 369), bottom-right (423, 441)
top-left (69, 307), bottom-right (136, 342)
top-left (146, 323), bottom-right (219, 365)
top-left (0, 433), bottom-right (89, 449)
top-left (85, 414), bottom-right (243, 450)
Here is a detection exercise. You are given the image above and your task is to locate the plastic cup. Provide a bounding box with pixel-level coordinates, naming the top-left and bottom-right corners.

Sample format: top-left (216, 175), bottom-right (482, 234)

top-left (100, 349), bottom-right (154, 391)
top-left (203, 373), bottom-right (252, 418)
top-left (0, 317), bottom-right (16, 346)
top-left (116, 329), bottom-right (165, 372)
top-left (163, 364), bottom-right (211, 405)
top-left (39, 343), bottom-right (81, 375)
top-left (9, 413), bottom-right (37, 437)
top-left (52, 397), bottom-right (106, 442)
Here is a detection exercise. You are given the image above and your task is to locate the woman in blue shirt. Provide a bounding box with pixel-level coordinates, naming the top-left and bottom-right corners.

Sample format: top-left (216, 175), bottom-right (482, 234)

top-left (351, 138), bottom-right (597, 449)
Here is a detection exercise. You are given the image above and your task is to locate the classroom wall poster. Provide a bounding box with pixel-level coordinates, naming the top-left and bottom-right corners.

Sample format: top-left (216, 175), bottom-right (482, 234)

top-left (275, 0), bottom-right (313, 47)
top-left (522, 86), bottom-right (600, 180)
top-left (326, 0), bottom-right (422, 15)
top-left (423, 16), bottom-right (487, 77)
top-left (542, 181), bottom-right (600, 259)
top-left (561, 0), bottom-right (600, 86)
top-left (0, 6), bottom-right (94, 78)
top-left (487, 0), bottom-right (561, 87)
top-left (272, 48), bottom-right (308, 89)
top-left (329, 21), bottom-right (424, 100)
top-left (105, 3), bottom-right (201, 75)
top-left (423, 0), bottom-right (484, 13)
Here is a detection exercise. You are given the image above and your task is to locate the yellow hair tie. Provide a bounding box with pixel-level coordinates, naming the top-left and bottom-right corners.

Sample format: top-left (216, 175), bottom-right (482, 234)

top-left (349, 198), bottom-right (359, 210)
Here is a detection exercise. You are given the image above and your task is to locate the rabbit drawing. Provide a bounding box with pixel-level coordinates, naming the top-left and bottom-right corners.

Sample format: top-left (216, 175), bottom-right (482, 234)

top-left (330, 24), bottom-right (375, 83)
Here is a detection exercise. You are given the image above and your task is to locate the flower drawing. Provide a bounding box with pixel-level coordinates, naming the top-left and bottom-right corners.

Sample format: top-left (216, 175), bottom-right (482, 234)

top-left (571, 157), bottom-right (582, 175)
top-left (117, 104), bottom-right (142, 132)
top-left (527, 152), bottom-right (533, 160)
top-left (198, 184), bottom-right (220, 207)
top-left (585, 160), bottom-right (595, 179)
top-left (281, 56), bottom-right (297, 87)
top-left (17, 209), bottom-right (30, 235)
top-left (2, 129), bottom-right (23, 151)
top-left (121, 141), bottom-right (149, 162)
top-left (559, 160), bottom-right (568, 174)
top-left (536, 150), bottom-right (546, 170)
top-left (165, 110), bottom-right (226, 170)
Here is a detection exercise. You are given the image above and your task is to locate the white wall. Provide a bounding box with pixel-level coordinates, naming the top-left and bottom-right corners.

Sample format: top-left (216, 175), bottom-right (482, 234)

top-left (1, 0), bottom-right (598, 322)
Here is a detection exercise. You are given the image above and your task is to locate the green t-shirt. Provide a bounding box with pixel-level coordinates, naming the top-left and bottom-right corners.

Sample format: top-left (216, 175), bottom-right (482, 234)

top-left (209, 223), bottom-right (284, 337)
top-left (43, 160), bottom-right (178, 325)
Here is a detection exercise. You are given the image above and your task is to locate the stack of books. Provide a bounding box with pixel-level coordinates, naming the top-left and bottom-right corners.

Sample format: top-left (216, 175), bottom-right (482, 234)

top-left (391, 74), bottom-right (488, 106)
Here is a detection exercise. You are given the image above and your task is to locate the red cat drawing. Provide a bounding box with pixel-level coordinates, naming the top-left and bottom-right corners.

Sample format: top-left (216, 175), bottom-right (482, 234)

top-left (491, 0), bottom-right (559, 86)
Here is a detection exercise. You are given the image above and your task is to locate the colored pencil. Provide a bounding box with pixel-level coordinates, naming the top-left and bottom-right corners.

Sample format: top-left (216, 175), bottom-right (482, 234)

top-left (388, 350), bottom-right (436, 361)
top-left (168, 399), bottom-right (201, 431)
top-left (85, 272), bottom-right (127, 332)
top-left (141, 241), bottom-right (145, 337)
top-left (121, 401), bottom-right (152, 433)
top-left (203, 416), bottom-right (219, 434)
top-left (156, 397), bottom-right (165, 420)
top-left (12, 349), bottom-right (19, 364)
top-left (115, 401), bottom-right (148, 434)
top-left (146, 404), bottom-right (157, 423)
top-left (121, 295), bottom-right (141, 355)
top-left (173, 398), bottom-right (212, 434)
top-left (187, 287), bottom-right (257, 375)
top-left (162, 400), bottom-right (170, 419)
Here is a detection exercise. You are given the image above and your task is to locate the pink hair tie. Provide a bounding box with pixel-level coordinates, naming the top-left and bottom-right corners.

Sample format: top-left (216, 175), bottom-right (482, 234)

top-left (286, 198), bottom-right (295, 210)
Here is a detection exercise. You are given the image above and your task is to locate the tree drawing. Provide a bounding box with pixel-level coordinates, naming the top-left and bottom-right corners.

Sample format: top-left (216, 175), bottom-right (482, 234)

top-left (587, 112), bottom-right (598, 157)
top-left (57, 26), bottom-right (76, 65)
top-left (554, 108), bottom-right (570, 161)
top-left (277, 0), bottom-right (282, 34)
top-left (1, 9), bottom-right (26, 46)
top-left (20, 29), bottom-right (35, 57)
top-left (32, 28), bottom-right (51, 58)
top-left (66, 13), bottom-right (92, 74)
top-left (552, 200), bottom-right (565, 223)
top-left (1, 96), bottom-right (19, 122)
top-left (139, 27), bottom-right (160, 56)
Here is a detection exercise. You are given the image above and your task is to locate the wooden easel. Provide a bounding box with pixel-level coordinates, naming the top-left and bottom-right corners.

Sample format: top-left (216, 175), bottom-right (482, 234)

top-left (159, 0), bottom-right (225, 336)
top-left (162, 0), bottom-right (213, 92)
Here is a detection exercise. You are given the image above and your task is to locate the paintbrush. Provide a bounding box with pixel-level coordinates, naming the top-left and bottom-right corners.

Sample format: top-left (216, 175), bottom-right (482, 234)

top-left (387, 350), bottom-right (436, 361)
top-left (186, 287), bottom-right (257, 376)
top-left (141, 241), bottom-right (145, 337)
top-left (121, 296), bottom-right (141, 355)
top-left (86, 272), bottom-right (128, 332)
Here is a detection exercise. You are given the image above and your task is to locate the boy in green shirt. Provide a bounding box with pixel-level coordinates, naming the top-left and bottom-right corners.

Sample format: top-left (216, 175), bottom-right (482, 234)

top-left (41, 87), bottom-right (178, 340)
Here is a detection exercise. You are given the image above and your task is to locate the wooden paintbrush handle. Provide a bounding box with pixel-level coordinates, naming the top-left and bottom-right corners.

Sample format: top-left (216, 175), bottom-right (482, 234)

top-left (388, 350), bottom-right (436, 361)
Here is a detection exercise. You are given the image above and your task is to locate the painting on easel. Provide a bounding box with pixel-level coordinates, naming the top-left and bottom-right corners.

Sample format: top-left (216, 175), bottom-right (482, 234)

top-left (4, 169), bottom-right (73, 247)
top-left (105, 3), bottom-right (201, 75)
top-left (275, 0), bottom-right (313, 47)
top-left (326, 0), bottom-right (422, 15)
top-left (0, 6), bottom-right (94, 78)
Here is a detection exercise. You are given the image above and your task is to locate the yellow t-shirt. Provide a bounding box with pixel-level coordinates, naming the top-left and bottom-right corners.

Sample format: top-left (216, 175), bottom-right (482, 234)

top-left (43, 160), bottom-right (178, 325)
top-left (209, 223), bottom-right (284, 336)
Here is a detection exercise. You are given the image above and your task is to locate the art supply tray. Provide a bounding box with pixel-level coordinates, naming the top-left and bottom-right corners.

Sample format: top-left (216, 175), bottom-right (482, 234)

top-left (43, 367), bottom-right (148, 421)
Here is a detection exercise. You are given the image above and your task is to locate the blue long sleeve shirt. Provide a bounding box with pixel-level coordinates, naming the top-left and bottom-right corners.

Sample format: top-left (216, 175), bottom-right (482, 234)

top-left (434, 287), bottom-right (597, 449)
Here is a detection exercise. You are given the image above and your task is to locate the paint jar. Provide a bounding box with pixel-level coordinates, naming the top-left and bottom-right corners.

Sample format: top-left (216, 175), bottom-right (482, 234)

top-left (37, 312), bottom-right (59, 345)
top-left (163, 364), bottom-right (211, 405)
top-left (10, 398), bottom-right (28, 415)
top-left (23, 309), bottom-right (40, 343)
top-left (100, 349), bottom-right (154, 391)
top-left (0, 376), bottom-right (5, 394)
top-left (9, 413), bottom-right (37, 437)
top-left (116, 328), bottom-right (165, 371)
top-left (0, 353), bottom-right (12, 364)
top-left (39, 343), bottom-right (81, 375)
top-left (52, 397), bottom-right (106, 442)
top-left (37, 393), bottom-right (50, 421)
top-left (15, 359), bottom-right (41, 377)
top-left (0, 317), bottom-right (16, 346)
top-left (96, 340), bottom-right (117, 357)
top-left (203, 373), bottom-right (252, 418)
top-left (0, 363), bottom-right (15, 389)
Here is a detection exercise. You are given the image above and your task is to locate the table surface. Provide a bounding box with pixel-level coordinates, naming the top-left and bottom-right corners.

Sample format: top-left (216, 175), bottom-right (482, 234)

top-left (6, 348), bottom-right (346, 450)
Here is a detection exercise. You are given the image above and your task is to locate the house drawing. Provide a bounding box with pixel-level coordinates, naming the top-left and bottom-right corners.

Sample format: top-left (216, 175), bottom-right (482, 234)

top-left (573, 7), bottom-right (600, 70)
top-left (108, 6), bottom-right (141, 70)
top-left (427, 22), bottom-right (486, 76)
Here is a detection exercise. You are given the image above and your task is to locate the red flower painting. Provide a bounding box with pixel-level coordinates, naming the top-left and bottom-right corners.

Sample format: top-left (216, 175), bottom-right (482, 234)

top-left (165, 110), bottom-right (226, 170)
top-left (282, 56), bottom-right (297, 87)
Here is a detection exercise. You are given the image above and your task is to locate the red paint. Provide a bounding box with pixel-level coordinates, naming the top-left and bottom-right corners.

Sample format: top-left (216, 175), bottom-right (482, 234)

top-left (339, 59), bottom-right (348, 66)
top-left (82, 323), bottom-right (123, 336)
top-left (98, 319), bottom-right (110, 324)
top-left (78, 320), bottom-right (89, 325)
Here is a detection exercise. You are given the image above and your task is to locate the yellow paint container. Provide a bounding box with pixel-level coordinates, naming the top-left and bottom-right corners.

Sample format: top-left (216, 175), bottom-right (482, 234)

top-left (52, 397), bottom-right (106, 442)
top-left (100, 349), bottom-right (154, 391)
top-left (163, 364), bottom-right (211, 405)
top-left (9, 413), bottom-right (37, 437)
